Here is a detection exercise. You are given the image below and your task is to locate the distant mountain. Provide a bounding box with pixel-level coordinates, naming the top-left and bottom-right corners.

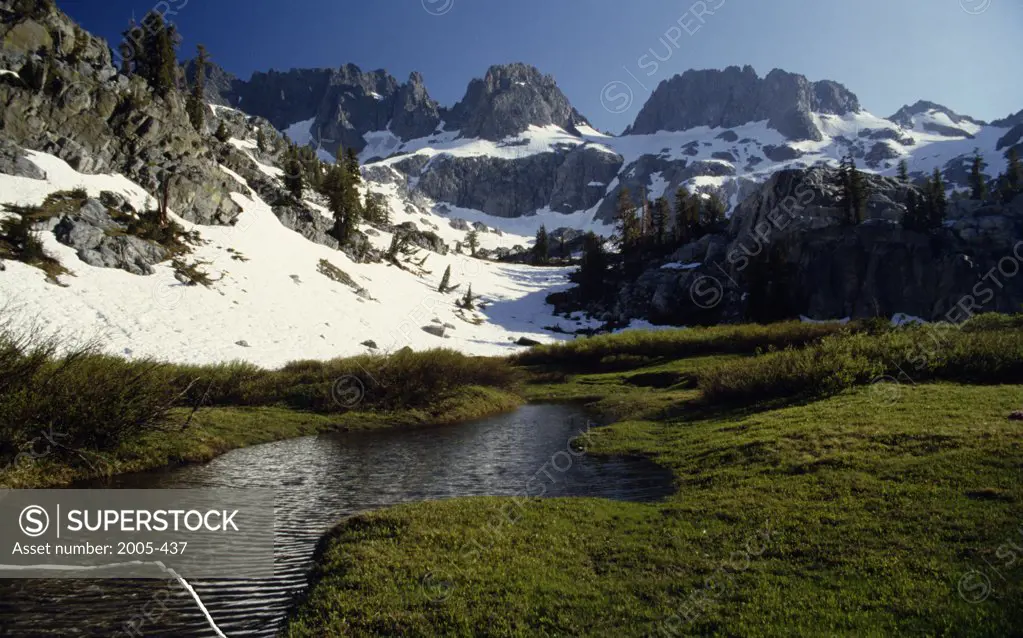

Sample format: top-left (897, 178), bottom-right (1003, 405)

top-left (186, 60), bottom-right (588, 160)
top-left (624, 65), bottom-right (861, 141)
top-left (887, 100), bottom-right (986, 138)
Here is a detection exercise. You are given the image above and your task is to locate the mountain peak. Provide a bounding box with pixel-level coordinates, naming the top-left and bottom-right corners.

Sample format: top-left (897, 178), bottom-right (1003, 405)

top-left (888, 100), bottom-right (986, 128)
top-left (445, 63), bottom-right (589, 140)
top-left (626, 66), bottom-right (860, 141)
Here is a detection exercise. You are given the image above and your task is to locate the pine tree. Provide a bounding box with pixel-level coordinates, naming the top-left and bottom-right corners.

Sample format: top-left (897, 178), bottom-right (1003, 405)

top-left (283, 147), bottom-right (304, 200)
top-left (673, 186), bottom-right (700, 245)
top-left (577, 232), bottom-right (607, 301)
top-left (126, 11), bottom-right (178, 96)
top-left (323, 162), bottom-right (362, 246)
top-left (438, 265), bottom-right (452, 293)
top-left (969, 149), bottom-right (988, 201)
top-left (651, 196), bottom-right (670, 246)
top-left (186, 45), bottom-right (208, 133)
top-left (614, 188), bottom-right (640, 252)
top-left (1003, 147), bottom-right (1023, 203)
top-left (838, 155), bottom-right (868, 224)
top-left (345, 148), bottom-right (361, 185)
top-left (701, 194), bottom-right (726, 230)
top-left (458, 285), bottom-right (475, 310)
top-left (903, 189), bottom-right (921, 231)
top-left (897, 159), bottom-right (910, 183)
top-left (466, 230), bottom-right (479, 257)
top-left (532, 225), bottom-right (550, 265)
top-left (363, 194), bottom-right (389, 226)
top-left (928, 167), bottom-right (947, 228)
top-left (639, 189), bottom-right (653, 238)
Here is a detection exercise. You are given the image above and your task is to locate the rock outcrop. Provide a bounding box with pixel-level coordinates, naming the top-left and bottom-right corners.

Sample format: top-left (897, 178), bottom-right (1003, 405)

top-left (601, 166), bottom-right (1023, 326)
top-left (443, 63), bottom-right (589, 141)
top-left (401, 144), bottom-right (622, 219)
top-left (51, 198), bottom-right (168, 275)
top-left (625, 66), bottom-right (861, 141)
top-left (0, 0), bottom-right (243, 226)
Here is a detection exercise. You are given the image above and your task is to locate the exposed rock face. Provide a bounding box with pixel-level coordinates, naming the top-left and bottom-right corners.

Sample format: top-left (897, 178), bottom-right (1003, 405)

top-left (997, 124), bottom-right (1023, 152)
top-left (608, 167), bottom-right (1023, 326)
top-left (211, 64), bottom-right (443, 157)
top-left (51, 199), bottom-right (168, 275)
top-left (216, 62), bottom-right (586, 155)
top-left (0, 0), bottom-right (243, 226)
top-left (182, 58), bottom-right (239, 107)
top-left (0, 137), bottom-right (44, 178)
top-left (992, 109), bottom-right (1023, 129)
top-left (888, 100), bottom-right (987, 134)
top-left (592, 156), bottom-right (750, 224)
top-left (625, 66), bottom-right (860, 141)
top-left (444, 63), bottom-right (589, 141)
top-left (399, 144), bottom-right (623, 219)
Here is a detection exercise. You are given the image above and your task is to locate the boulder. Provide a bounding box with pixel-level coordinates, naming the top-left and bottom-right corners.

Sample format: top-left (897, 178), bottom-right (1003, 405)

top-left (422, 325), bottom-right (446, 338)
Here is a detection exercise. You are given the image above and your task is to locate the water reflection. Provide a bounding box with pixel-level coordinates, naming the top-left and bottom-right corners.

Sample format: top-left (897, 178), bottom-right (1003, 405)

top-left (0, 404), bottom-right (673, 637)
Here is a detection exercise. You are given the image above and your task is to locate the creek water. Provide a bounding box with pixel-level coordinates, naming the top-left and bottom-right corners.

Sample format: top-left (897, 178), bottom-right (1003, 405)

top-left (0, 404), bottom-right (674, 636)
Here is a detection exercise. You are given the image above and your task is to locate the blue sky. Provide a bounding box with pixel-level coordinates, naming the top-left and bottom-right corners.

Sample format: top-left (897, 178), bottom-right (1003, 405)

top-left (58, 0), bottom-right (1022, 133)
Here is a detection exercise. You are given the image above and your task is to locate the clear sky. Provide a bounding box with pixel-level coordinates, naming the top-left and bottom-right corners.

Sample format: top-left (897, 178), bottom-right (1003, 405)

top-left (58, 0), bottom-right (1023, 133)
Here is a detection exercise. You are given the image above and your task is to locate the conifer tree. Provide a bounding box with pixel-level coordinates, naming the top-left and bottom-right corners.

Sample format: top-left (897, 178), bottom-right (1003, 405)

top-left (897, 159), bottom-right (910, 184)
top-left (639, 188), bottom-right (653, 238)
top-left (701, 194), bottom-right (727, 230)
top-left (651, 196), bottom-right (671, 246)
top-left (466, 230), bottom-right (479, 257)
top-left (125, 11), bottom-right (178, 96)
top-left (186, 45), bottom-right (208, 133)
top-left (256, 129), bottom-right (268, 153)
top-left (673, 186), bottom-right (700, 245)
top-left (283, 147), bottom-right (305, 200)
top-left (345, 148), bottom-right (362, 185)
top-left (438, 265), bottom-right (452, 293)
top-left (614, 188), bottom-right (640, 252)
top-left (363, 194), bottom-right (388, 226)
top-left (903, 189), bottom-right (921, 231)
top-left (323, 162), bottom-right (362, 245)
top-left (838, 155), bottom-right (868, 224)
top-left (969, 149), bottom-right (988, 201)
top-left (577, 232), bottom-right (607, 301)
top-left (532, 225), bottom-right (550, 265)
top-left (1003, 147), bottom-right (1023, 203)
top-left (928, 167), bottom-right (948, 228)
top-left (458, 285), bottom-right (475, 310)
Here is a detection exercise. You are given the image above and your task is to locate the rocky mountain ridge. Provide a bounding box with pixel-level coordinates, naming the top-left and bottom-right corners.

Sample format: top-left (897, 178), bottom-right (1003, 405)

top-left (624, 65), bottom-right (861, 141)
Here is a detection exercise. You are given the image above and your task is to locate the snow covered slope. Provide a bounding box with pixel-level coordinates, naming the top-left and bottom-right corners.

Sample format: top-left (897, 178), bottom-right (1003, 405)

top-left (0, 145), bottom-right (591, 368)
top-left (354, 106), bottom-right (1018, 234)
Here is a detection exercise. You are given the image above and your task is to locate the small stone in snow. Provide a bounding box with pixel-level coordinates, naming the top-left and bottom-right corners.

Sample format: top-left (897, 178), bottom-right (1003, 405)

top-left (236, 340), bottom-right (250, 348)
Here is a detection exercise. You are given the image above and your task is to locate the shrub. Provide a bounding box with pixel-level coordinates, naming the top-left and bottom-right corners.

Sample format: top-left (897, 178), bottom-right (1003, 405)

top-left (514, 321), bottom-right (854, 369)
top-left (0, 330), bottom-right (180, 464)
top-left (699, 324), bottom-right (1023, 405)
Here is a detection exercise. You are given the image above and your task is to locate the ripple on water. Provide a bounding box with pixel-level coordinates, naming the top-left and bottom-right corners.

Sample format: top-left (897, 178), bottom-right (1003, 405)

top-left (0, 404), bottom-right (674, 636)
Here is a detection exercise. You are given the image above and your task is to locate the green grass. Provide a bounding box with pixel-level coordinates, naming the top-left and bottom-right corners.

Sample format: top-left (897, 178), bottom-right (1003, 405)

top-left (286, 326), bottom-right (1023, 637)
top-left (700, 323), bottom-right (1023, 405)
top-left (512, 321), bottom-right (853, 370)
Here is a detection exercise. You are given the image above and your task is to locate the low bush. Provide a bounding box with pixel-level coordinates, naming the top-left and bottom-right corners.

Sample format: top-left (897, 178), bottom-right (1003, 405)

top-left (699, 323), bottom-right (1023, 405)
top-left (169, 349), bottom-right (518, 413)
top-left (513, 321), bottom-right (853, 369)
top-left (0, 330), bottom-right (181, 465)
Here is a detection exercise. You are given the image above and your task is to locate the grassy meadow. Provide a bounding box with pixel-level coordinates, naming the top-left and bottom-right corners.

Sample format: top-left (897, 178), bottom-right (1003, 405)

top-left (4, 313), bottom-right (1023, 635)
top-left (285, 317), bottom-right (1023, 637)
